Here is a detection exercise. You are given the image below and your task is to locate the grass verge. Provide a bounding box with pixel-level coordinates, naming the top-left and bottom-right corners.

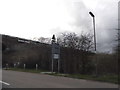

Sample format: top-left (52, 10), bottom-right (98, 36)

top-left (6, 68), bottom-right (48, 73)
top-left (5, 68), bottom-right (118, 84)
top-left (47, 73), bottom-right (118, 84)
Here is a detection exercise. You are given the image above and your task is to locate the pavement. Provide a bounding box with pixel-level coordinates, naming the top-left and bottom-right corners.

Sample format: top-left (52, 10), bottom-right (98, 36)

top-left (1, 70), bottom-right (118, 88)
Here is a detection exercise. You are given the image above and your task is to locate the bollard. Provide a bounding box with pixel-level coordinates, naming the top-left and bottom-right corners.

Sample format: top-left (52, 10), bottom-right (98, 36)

top-left (14, 63), bottom-right (16, 68)
top-left (6, 64), bottom-right (8, 69)
top-left (36, 64), bottom-right (38, 70)
top-left (24, 64), bottom-right (26, 69)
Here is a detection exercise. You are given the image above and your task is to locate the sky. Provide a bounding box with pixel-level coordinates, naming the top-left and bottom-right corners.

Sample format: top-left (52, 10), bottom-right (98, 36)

top-left (0, 0), bottom-right (119, 53)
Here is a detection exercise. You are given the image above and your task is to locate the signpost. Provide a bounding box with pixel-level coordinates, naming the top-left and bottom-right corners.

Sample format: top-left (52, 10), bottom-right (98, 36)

top-left (51, 35), bottom-right (60, 73)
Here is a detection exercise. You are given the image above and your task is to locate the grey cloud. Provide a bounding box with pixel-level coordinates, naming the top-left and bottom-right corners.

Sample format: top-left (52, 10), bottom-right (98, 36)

top-left (50, 0), bottom-right (118, 53)
top-left (66, 0), bottom-right (118, 53)
top-left (94, 1), bottom-right (118, 53)
top-left (64, 1), bottom-right (92, 32)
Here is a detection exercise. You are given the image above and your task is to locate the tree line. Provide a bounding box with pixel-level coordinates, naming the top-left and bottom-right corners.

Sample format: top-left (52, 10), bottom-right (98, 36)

top-left (2, 32), bottom-right (118, 75)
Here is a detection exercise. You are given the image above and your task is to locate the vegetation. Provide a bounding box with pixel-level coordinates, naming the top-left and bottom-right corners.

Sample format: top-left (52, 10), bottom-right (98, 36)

top-left (2, 33), bottom-right (95, 74)
top-left (48, 73), bottom-right (118, 84)
top-left (57, 32), bottom-right (93, 51)
top-left (6, 68), bottom-right (118, 84)
top-left (2, 31), bottom-right (118, 77)
top-left (6, 68), bottom-right (48, 73)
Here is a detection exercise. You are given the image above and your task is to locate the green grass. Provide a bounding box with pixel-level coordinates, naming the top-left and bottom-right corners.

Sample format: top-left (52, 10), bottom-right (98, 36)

top-left (6, 68), bottom-right (48, 73)
top-left (69, 74), bottom-right (118, 84)
top-left (47, 73), bottom-right (118, 84)
top-left (6, 68), bottom-right (118, 84)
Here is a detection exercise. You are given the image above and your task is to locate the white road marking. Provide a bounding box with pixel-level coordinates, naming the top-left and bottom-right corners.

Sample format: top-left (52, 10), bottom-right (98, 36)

top-left (0, 81), bottom-right (10, 85)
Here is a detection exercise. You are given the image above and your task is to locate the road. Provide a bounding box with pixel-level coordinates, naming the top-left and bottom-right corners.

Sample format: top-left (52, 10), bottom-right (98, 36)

top-left (2, 70), bottom-right (118, 88)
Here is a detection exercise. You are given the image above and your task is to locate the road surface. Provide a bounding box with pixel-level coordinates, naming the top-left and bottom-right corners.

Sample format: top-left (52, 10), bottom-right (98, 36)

top-left (2, 70), bottom-right (118, 88)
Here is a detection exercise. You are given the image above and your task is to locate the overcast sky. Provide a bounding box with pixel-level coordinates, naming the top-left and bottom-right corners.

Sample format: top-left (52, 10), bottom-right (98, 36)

top-left (0, 0), bottom-right (119, 53)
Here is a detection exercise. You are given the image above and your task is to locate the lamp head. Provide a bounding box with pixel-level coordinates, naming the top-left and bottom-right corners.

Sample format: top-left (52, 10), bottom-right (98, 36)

top-left (89, 12), bottom-right (94, 17)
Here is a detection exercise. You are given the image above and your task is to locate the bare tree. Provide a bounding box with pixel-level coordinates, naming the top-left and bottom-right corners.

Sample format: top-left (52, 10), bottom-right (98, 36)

top-left (57, 32), bottom-right (94, 74)
top-left (38, 37), bottom-right (46, 43)
top-left (57, 32), bottom-right (93, 52)
top-left (77, 33), bottom-right (93, 51)
top-left (38, 37), bottom-right (51, 44)
top-left (57, 32), bottom-right (78, 48)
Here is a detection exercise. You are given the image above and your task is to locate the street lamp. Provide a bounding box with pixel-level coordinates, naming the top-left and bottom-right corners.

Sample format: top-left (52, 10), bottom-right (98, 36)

top-left (89, 11), bottom-right (97, 76)
top-left (89, 12), bottom-right (96, 51)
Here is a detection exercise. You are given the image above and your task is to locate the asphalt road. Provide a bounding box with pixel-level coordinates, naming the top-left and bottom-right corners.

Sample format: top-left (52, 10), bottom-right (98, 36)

top-left (2, 70), bottom-right (118, 88)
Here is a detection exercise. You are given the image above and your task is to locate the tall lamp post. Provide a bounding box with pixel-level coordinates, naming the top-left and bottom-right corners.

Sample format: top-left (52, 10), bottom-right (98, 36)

top-left (89, 12), bottom-right (96, 51)
top-left (89, 11), bottom-right (97, 76)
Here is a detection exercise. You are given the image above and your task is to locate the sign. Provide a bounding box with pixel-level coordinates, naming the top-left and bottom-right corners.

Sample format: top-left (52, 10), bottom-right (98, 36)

top-left (51, 40), bottom-right (60, 73)
top-left (53, 54), bottom-right (59, 59)
top-left (52, 43), bottom-right (60, 56)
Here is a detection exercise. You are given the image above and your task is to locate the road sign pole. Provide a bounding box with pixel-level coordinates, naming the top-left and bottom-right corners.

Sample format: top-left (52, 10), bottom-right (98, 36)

top-left (58, 46), bottom-right (60, 73)
top-left (58, 59), bottom-right (60, 73)
top-left (51, 35), bottom-right (60, 73)
top-left (52, 58), bottom-right (54, 73)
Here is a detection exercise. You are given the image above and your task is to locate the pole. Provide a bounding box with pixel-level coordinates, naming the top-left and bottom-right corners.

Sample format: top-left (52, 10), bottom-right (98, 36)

top-left (58, 59), bottom-right (59, 73)
top-left (93, 17), bottom-right (96, 51)
top-left (52, 56), bottom-right (54, 73)
top-left (51, 41), bottom-right (53, 73)
top-left (58, 47), bottom-right (60, 73)
top-left (89, 12), bottom-right (97, 76)
top-left (93, 16), bottom-right (97, 77)
top-left (51, 35), bottom-right (55, 73)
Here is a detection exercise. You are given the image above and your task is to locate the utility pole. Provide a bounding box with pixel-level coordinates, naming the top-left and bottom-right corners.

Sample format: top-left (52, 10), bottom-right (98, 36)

top-left (89, 11), bottom-right (97, 76)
